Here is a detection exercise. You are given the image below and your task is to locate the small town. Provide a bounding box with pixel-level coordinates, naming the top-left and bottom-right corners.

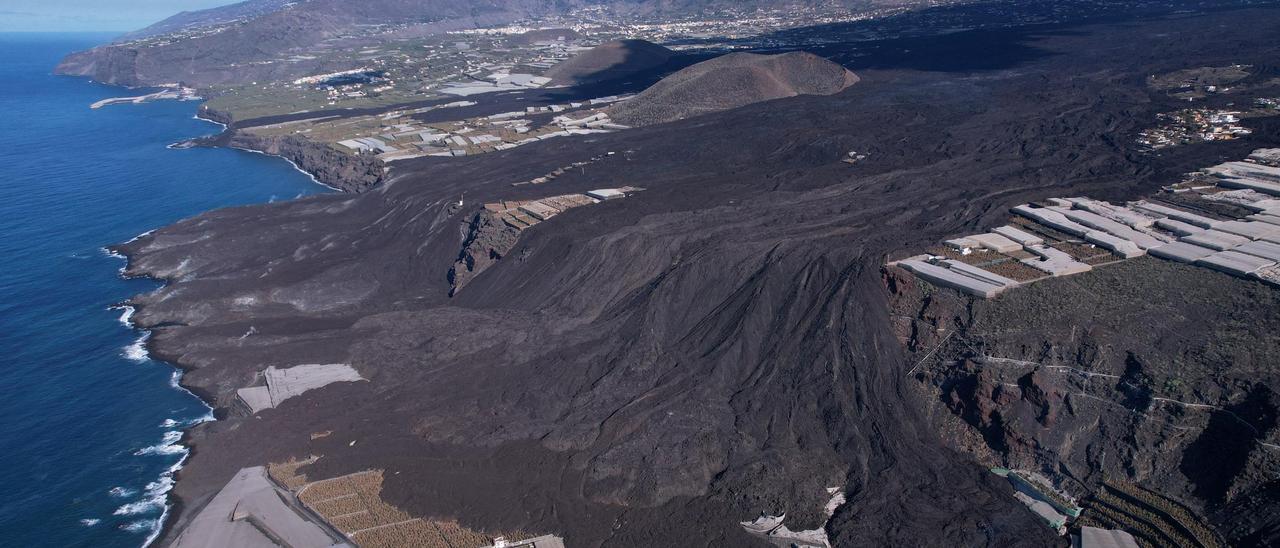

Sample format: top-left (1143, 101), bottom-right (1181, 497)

top-left (1137, 108), bottom-right (1252, 150)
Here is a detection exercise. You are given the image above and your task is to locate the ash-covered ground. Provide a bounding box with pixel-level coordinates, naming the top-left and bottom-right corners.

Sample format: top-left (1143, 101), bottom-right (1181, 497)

top-left (115, 4), bottom-right (1280, 546)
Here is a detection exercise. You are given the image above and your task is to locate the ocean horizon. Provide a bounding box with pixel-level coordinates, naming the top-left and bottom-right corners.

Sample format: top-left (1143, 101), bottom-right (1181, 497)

top-left (0, 32), bottom-right (329, 547)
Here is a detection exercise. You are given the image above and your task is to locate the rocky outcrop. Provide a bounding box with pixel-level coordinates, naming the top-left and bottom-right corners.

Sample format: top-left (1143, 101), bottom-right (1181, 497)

top-left (449, 210), bottom-right (521, 295)
top-left (887, 257), bottom-right (1280, 541)
top-left (173, 107), bottom-right (382, 192)
top-left (196, 104), bottom-right (234, 127)
top-left (226, 131), bottom-right (384, 193)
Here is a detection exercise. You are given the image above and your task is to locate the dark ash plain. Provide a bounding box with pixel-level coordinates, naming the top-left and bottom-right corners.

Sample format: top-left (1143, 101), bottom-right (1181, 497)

top-left (95, 2), bottom-right (1280, 547)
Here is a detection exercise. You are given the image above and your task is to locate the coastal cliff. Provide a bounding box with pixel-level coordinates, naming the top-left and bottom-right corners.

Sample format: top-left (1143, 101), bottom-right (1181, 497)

top-left (224, 131), bottom-right (385, 193)
top-left (196, 105), bottom-right (234, 127)
top-left (56, 46), bottom-right (145, 87)
top-left (189, 106), bottom-right (385, 193)
top-left (885, 257), bottom-right (1280, 545)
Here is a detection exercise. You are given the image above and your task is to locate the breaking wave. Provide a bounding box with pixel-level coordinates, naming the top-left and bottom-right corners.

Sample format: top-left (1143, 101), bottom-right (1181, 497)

top-left (80, 518), bottom-right (100, 527)
top-left (112, 304), bottom-right (135, 327)
top-left (134, 431), bottom-right (184, 456)
top-left (122, 333), bottom-right (150, 362)
top-left (108, 486), bottom-right (136, 498)
top-left (123, 518), bottom-right (158, 533)
top-left (227, 144), bottom-right (336, 191)
top-left (123, 228), bottom-right (156, 245)
top-left (169, 371), bottom-right (215, 421)
top-left (113, 450), bottom-right (188, 548)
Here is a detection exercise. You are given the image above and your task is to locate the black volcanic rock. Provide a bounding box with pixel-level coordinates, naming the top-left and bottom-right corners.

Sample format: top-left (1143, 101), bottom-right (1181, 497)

top-left (610, 51), bottom-right (859, 127)
top-left (449, 210), bottom-right (522, 294)
top-left (543, 39), bottom-right (676, 86)
top-left (98, 5), bottom-right (1280, 548)
top-left (225, 131), bottom-right (384, 193)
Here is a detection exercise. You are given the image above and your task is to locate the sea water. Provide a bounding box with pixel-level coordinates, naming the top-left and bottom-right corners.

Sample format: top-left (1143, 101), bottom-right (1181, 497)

top-left (0, 33), bottom-right (328, 546)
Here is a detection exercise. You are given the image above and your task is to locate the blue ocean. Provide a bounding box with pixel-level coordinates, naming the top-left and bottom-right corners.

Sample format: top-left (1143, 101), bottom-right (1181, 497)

top-left (0, 34), bottom-right (328, 547)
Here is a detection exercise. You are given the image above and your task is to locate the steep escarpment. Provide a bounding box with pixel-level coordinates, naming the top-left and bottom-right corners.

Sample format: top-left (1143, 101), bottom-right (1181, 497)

top-left (180, 106), bottom-right (383, 192)
top-left (196, 104), bottom-right (234, 127)
top-left (887, 257), bottom-right (1280, 545)
top-left (449, 210), bottom-right (521, 295)
top-left (224, 131), bottom-right (385, 192)
top-left (609, 51), bottom-right (859, 127)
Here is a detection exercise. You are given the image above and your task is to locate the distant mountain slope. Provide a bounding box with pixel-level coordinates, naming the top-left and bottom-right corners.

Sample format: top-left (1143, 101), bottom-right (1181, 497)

top-left (56, 0), bottom-right (552, 87)
top-left (544, 39), bottom-right (676, 86)
top-left (117, 0), bottom-right (298, 41)
top-left (610, 51), bottom-right (859, 126)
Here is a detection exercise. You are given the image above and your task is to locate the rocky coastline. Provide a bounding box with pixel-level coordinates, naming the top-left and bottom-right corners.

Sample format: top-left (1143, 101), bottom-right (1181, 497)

top-left (185, 106), bottom-right (386, 193)
top-left (55, 4), bottom-right (1280, 547)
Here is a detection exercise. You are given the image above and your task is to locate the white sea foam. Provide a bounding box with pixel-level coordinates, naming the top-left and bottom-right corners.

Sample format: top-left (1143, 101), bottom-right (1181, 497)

top-left (101, 246), bottom-right (131, 276)
top-left (134, 431), bottom-right (184, 456)
top-left (114, 450), bottom-right (187, 517)
top-left (193, 112), bottom-right (227, 130)
top-left (142, 453), bottom-right (190, 546)
top-left (169, 371), bottom-right (215, 420)
top-left (108, 486), bottom-right (137, 498)
top-left (112, 304), bottom-right (135, 327)
top-left (113, 495), bottom-right (163, 516)
top-left (102, 227), bottom-right (218, 546)
top-left (227, 144), bottom-right (338, 191)
top-left (122, 333), bottom-right (150, 362)
top-left (80, 518), bottom-right (100, 527)
top-left (123, 228), bottom-right (156, 245)
top-left (160, 413), bottom-right (213, 429)
top-left (119, 408), bottom-right (211, 545)
top-left (123, 518), bottom-right (158, 533)
top-left (103, 229), bottom-right (156, 277)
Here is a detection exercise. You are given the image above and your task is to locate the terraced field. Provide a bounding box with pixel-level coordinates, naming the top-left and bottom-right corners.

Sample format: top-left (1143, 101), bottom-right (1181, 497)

top-left (1078, 481), bottom-right (1223, 548)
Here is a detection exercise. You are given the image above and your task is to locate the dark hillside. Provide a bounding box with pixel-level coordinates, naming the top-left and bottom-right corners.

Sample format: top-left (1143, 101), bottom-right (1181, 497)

top-left (610, 51), bottom-right (859, 126)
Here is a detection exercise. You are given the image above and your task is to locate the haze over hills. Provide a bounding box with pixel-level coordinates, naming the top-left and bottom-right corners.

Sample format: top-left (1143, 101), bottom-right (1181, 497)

top-left (609, 51), bottom-right (860, 126)
top-left (117, 0), bottom-right (299, 41)
top-left (55, 0), bottom-right (940, 87)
